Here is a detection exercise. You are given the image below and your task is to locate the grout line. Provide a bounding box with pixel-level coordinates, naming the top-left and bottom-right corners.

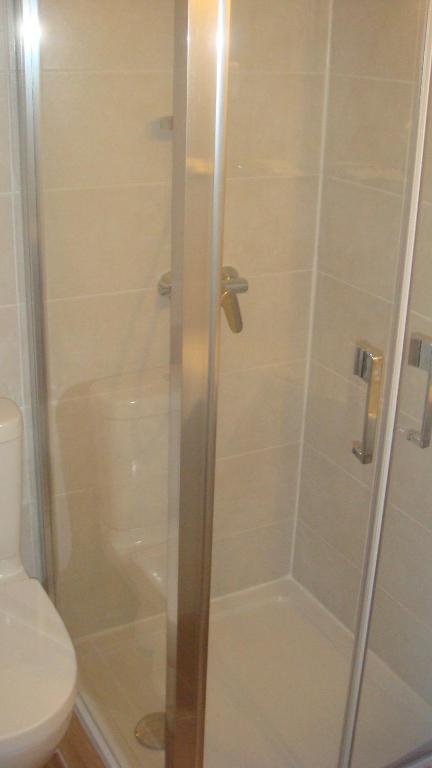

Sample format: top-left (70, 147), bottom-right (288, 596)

top-left (318, 268), bottom-right (393, 305)
top-left (46, 285), bottom-right (156, 304)
top-left (388, 498), bottom-right (432, 540)
top-left (289, 0), bottom-right (336, 577)
top-left (409, 306), bottom-right (432, 324)
top-left (302, 441), bottom-right (371, 490)
top-left (226, 172), bottom-right (318, 182)
top-left (325, 173), bottom-right (404, 199)
top-left (43, 180), bottom-right (170, 193)
top-left (46, 357), bottom-right (306, 405)
top-left (298, 516), bottom-right (363, 573)
top-left (331, 72), bottom-right (414, 86)
top-left (42, 67), bottom-right (174, 75)
top-left (43, 173), bottom-right (318, 194)
top-left (229, 67), bottom-right (324, 77)
top-left (216, 440), bottom-right (300, 464)
top-left (45, 268), bottom-right (312, 304)
top-left (311, 356), bottom-right (366, 391)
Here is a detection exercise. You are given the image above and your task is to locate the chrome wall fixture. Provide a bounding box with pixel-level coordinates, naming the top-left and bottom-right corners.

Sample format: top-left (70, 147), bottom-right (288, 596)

top-left (407, 333), bottom-right (432, 448)
top-left (352, 343), bottom-right (384, 465)
top-left (159, 266), bottom-right (248, 333)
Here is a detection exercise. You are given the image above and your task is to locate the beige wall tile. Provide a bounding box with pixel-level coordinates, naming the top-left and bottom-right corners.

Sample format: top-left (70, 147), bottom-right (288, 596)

top-left (293, 521), bottom-right (361, 630)
top-left (369, 587), bottom-right (432, 704)
top-left (230, 0), bottom-right (330, 73)
top-left (211, 520), bottom-right (292, 597)
top-left (0, 194), bottom-right (17, 305)
top-left (49, 384), bottom-right (169, 498)
top-left (397, 311), bottom-right (432, 420)
top-left (220, 271), bottom-right (311, 371)
top-left (0, 71), bottom-right (11, 193)
top-left (46, 290), bottom-right (169, 399)
top-left (312, 273), bottom-right (392, 381)
top-left (217, 362), bottom-right (305, 458)
top-left (410, 202), bottom-right (432, 317)
top-left (224, 176), bottom-right (318, 276)
top-left (40, 0), bottom-right (174, 72)
top-left (20, 501), bottom-right (41, 579)
top-left (299, 445), bottom-right (369, 567)
top-left (420, 109), bottom-right (432, 204)
top-left (53, 488), bottom-right (99, 574)
top-left (0, 304), bottom-right (21, 402)
top-left (378, 503), bottom-right (432, 628)
top-left (56, 553), bottom-right (140, 639)
top-left (305, 362), bottom-right (374, 485)
top-left (214, 444), bottom-right (299, 540)
top-left (40, 71), bottom-right (172, 189)
top-left (48, 396), bottom-right (99, 494)
top-left (387, 412), bottom-right (432, 534)
top-left (319, 179), bottom-right (402, 300)
top-left (43, 184), bottom-right (170, 299)
top-left (0, 0), bottom-right (9, 72)
top-left (331, 0), bottom-right (426, 80)
top-left (325, 76), bottom-right (413, 194)
top-left (227, 71), bottom-right (324, 178)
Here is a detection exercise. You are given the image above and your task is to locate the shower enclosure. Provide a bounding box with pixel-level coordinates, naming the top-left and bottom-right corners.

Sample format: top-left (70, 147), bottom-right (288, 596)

top-left (12, 0), bottom-right (432, 766)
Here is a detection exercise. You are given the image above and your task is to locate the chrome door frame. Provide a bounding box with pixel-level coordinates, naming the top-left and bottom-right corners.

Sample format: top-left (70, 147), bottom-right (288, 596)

top-left (166, 1), bottom-right (231, 766)
top-left (11, 0), bottom-right (55, 595)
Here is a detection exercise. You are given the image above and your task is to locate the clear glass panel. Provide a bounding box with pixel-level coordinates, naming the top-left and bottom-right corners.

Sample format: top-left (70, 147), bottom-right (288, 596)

top-left (36, 2), bottom-right (174, 764)
top-left (204, 1), bottom-right (430, 767)
top-left (351, 34), bottom-right (432, 768)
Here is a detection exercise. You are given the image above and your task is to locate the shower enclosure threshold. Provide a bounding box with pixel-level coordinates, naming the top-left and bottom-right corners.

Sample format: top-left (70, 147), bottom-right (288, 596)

top-left (75, 577), bottom-right (432, 768)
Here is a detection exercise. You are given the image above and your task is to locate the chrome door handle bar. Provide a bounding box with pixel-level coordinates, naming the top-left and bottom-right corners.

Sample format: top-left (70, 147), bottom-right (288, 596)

top-left (158, 267), bottom-right (248, 334)
top-left (352, 342), bottom-right (384, 464)
top-left (407, 333), bottom-right (432, 448)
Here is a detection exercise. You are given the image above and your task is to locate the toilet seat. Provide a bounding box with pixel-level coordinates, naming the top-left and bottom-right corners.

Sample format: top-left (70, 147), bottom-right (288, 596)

top-left (0, 577), bottom-right (77, 764)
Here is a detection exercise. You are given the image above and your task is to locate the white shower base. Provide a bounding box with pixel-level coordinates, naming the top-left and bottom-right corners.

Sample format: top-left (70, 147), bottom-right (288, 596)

top-left (76, 578), bottom-right (432, 768)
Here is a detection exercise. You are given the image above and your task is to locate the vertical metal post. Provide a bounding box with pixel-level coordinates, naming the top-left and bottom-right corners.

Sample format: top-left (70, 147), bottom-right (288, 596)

top-left (166, 2), bottom-right (230, 767)
top-left (11, 0), bottom-right (55, 595)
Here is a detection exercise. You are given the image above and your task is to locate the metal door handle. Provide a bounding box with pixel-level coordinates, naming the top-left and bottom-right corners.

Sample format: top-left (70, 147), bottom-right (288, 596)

top-left (407, 333), bottom-right (432, 448)
top-left (352, 342), bottom-right (384, 464)
top-left (221, 289), bottom-right (242, 333)
top-left (158, 267), bottom-right (248, 334)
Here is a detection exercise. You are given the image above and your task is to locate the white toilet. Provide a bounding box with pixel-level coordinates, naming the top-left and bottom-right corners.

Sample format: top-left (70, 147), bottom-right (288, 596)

top-left (0, 398), bottom-right (77, 768)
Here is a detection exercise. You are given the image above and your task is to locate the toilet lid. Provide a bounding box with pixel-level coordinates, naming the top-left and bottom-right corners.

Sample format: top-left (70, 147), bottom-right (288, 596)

top-left (0, 578), bottom-right (76, 753)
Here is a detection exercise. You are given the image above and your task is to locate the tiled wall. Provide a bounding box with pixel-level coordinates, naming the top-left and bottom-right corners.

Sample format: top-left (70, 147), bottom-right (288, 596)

top-left (39, 0), bottom-right (332, 637)
top-left (211, 0), bottom-right (330, 595)
top-left (0, 0), bottom-right (40, 578)
top-left (293, 0), bottom-right (430, 685)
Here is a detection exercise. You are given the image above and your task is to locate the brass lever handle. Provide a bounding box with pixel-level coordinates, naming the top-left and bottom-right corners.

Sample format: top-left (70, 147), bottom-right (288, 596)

top-left (158, 267), bottom-right (248, 334)
top-left (220, 266), bottom-right (247, 334)
top-left (221, 289), bottom-right (242, 333)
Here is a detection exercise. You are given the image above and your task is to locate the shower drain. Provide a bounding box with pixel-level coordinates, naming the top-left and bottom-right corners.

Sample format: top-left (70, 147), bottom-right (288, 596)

top-left (135, 712), bottom-right (166, 750)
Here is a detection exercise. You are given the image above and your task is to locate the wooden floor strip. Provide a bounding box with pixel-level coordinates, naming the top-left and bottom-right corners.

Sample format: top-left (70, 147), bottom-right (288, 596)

top-left (45, 714), bottom-right (105, 768)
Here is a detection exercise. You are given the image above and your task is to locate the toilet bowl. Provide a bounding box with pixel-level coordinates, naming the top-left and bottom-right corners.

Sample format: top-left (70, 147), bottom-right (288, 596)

top-left (0, 398), bottom-right (77, 768)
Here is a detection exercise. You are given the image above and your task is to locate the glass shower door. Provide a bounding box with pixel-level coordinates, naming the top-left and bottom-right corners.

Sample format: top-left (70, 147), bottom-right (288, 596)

top-left (165, 2), bottom-right (432, 768)
top-left (350, 30), bottom-right (432, 768)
